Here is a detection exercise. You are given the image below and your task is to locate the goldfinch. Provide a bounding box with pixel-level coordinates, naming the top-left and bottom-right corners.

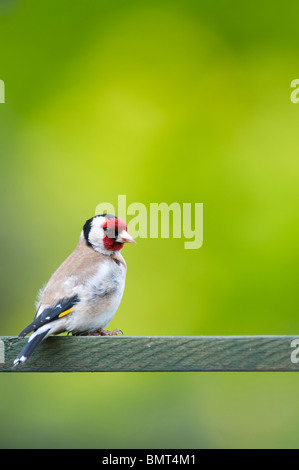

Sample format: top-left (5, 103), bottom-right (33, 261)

top-left (13, 214), bottom-right (135, 368)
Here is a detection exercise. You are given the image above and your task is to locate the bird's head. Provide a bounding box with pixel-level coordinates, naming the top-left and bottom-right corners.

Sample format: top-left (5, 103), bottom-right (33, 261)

top-left (83, 214), bottom-right (136, 255)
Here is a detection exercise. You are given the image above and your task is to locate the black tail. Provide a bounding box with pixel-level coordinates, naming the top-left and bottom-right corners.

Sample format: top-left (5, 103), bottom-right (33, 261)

top-left (12, 328), bottom-right (50, 369)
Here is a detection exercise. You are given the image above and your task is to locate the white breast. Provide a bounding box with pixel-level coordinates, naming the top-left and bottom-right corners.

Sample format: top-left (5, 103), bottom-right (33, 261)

top-left (65, 257), bottom-right (127, 334)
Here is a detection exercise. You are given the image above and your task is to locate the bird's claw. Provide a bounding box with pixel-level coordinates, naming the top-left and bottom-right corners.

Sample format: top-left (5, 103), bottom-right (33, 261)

top-left (98, 328), bottom-right (124, 336)
top-left (73, 328), bottom-right (124, 336)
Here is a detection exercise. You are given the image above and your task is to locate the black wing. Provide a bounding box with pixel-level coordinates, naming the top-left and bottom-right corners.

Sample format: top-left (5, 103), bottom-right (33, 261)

top-left (18, 295), bottom-right (80, 338)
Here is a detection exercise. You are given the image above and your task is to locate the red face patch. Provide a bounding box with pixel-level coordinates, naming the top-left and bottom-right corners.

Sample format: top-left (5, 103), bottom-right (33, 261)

top-left (102, 217), bottom-right (127, 252)
top-left (102, 217), bottom-right (127, 233)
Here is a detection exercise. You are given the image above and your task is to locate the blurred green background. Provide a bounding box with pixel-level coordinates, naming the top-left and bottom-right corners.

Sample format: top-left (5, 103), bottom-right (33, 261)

top-left (1, 0), bottom-right (299, 449)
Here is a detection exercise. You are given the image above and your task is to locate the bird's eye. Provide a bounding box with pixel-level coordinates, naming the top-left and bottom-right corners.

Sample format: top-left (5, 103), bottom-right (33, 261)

top-left (103, 226), bottom-right (108, 232)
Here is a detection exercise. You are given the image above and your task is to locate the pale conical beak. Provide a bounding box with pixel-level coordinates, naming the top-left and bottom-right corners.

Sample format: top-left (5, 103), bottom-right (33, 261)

top-left (116, 230), bottom-right (136, 244)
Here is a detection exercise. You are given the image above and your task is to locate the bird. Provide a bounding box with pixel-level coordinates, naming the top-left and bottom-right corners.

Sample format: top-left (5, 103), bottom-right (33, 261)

top-left (13, 214), bottom-right (136, 368)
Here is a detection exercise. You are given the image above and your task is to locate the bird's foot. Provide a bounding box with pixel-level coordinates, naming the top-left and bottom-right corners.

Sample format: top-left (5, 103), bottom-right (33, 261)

top-left (75, 328), bottom-right (124, 336)
top-left (97, 328), bottom-right (124, 336)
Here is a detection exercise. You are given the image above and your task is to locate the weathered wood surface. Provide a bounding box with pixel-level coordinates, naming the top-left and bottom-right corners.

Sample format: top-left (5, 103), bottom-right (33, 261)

top-left (1, 335), bottom-right (299, 372)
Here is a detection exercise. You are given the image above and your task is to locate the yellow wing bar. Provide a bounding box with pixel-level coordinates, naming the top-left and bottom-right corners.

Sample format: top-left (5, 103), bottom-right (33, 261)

top-left (58, 308), bottom-right (73, 318)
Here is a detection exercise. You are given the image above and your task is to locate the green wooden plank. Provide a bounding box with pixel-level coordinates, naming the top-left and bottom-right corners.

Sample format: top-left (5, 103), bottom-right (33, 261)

top-left (1, 335), bottom-right (299, 372)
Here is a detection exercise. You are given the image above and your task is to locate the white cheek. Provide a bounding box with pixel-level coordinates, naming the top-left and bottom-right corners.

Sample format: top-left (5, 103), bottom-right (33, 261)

top-left (88, 217), bottom-right (105, 248)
